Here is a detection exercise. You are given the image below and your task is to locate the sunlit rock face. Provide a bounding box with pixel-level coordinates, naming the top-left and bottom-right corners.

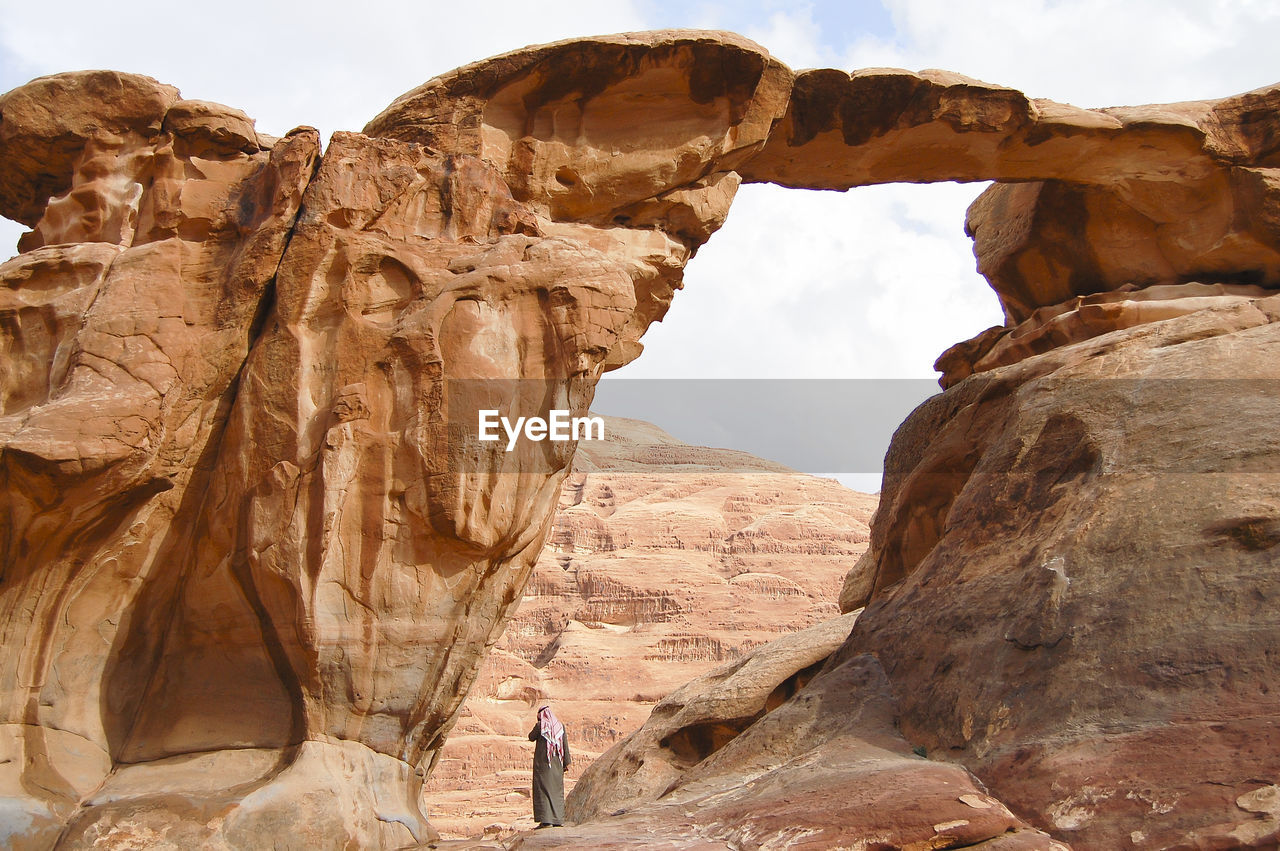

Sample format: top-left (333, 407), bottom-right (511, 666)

top-left (365, 30), bottom-right (794, 371)
top-left (0, 34), bottom-right (784, 849)
top-left (844, 299), bottom-right (1280, 849)
top-left (69, 133), bottom-right (639, 847)
top-left (542, 620), bottom-right (1064, 850)
top-left (0, 70), bottom-right (324, 849)
top-left (2, 27), bottom-right (1280, 850)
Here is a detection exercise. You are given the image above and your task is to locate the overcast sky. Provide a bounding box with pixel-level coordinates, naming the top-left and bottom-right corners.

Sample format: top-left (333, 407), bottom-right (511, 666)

top-left (2, 1), bottom-right (1277, 489)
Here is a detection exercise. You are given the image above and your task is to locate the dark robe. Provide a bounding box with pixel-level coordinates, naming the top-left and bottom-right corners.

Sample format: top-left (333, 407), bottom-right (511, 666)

top-left (529, 722), bottom-right (571, 825)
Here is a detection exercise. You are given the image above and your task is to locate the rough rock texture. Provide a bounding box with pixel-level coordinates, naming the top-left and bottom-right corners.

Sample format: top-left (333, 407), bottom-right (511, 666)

top-left (842, 298), bottom-right (1280, 849)
top-left (565, 612), bottom-right (862, 824)
top-left (3, 28), bottom-right (1280, 851)
top-left (525, 623), bottom-right (1063, 850)
top-left (423, 416), bottom-right (875, 838)
top-left (51, 129), bottom-right (638, 848)
top-left (365, 30), bottom-right (793, 370)
top-left (0, 33), bottom-right (811, 849)
top-left (0, 38), bottom-right (759, 845)
top-left (0, 70), bottom-right (324, 849)
top-left (589, 305), bottom-right (1280, 850)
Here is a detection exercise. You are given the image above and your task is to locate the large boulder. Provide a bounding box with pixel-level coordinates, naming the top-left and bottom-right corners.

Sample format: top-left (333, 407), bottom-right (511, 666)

top-left (843, 294), bottom-right (1280, 848)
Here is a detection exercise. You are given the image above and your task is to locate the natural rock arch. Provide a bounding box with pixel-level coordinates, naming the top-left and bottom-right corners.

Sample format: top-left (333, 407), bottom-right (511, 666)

top-left (1, 29), bottom-right (1278, 848)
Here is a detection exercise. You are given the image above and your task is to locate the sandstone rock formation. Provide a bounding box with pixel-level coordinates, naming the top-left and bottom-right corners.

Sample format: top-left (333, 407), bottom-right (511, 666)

top-left (0, 35), bottom-right (813, 848)
top-left (423, 416), bottom-right (875, 838)
top-left (741, 67), bottom-right (1280, 332)
top-left (2, 27), bottom-right (1279, 850)
top-left (841, 299), bottom-right (1280, 848)
top-left (0, 70), bottom-right (327, 849)
top-left (562, 298), bottom-right (1280, 850)
top-left (565, 611), bottom-right (862, 823)
top-left (364, 31), bottom-right (793, 372)
top-left (530, 621), bottom-right (1064, 850)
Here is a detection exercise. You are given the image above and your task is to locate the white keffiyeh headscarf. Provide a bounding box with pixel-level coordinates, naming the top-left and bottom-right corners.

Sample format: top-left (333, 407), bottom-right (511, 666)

top-left (538, 705), bottom-right (565, 764)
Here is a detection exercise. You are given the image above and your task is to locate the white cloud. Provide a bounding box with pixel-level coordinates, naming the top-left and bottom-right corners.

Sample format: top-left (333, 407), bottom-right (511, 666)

top-left (619, 182), bottom-right (997, 379)
top-left (863, 0), bottom-right (1278, 105)
top-left (741, 9), bottom-right (831, 69)
top-left (0, 0), bottom-right (649, 140)
top-left (0, 221), bottom-right (20, 262)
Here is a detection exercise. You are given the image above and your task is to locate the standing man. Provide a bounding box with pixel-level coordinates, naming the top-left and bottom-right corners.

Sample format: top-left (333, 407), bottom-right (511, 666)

top-left (529, 705), bottom-right (571, 828)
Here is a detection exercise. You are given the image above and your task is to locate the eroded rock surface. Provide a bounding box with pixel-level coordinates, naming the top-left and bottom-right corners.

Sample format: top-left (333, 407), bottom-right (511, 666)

top-left (533, 626), bottom-right (1064, 850)
top-left (0, 36), bottom-right (765, 845)
top-left (843, 298), bottom-right (1280, 849)
top-left (365, 30), bottom-right (793, 371)
top-left (2, 27), bottom-right (1279, 850)
top-left (566, 612), bottom-right (862, 824)
top-left (0, 70), bottom-right (323, 849)
top-left (741, 67), bottom-right (1280, 333)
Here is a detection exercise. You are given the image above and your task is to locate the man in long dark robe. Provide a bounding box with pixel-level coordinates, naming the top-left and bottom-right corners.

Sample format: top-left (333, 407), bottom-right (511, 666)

top-left (529, 705), bottom-right (571, 827)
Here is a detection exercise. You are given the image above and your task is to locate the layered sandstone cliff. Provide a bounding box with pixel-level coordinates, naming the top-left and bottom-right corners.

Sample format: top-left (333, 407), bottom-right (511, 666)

top-left (2, 28), bottom-right (1279, 850)
top-left (423, 416), bottom-right (875, 838)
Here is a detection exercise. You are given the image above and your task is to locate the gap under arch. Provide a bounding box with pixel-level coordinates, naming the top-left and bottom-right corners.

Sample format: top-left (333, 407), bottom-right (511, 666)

top-left (596, 180), bottom-right (1004, 493)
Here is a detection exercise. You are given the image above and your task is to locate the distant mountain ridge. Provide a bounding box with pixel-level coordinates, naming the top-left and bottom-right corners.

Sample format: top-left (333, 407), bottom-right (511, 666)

top-left (424, 415), bottom-right (877, 839)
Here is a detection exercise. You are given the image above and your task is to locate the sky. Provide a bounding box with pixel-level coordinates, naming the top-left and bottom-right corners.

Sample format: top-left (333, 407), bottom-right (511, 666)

top-left (2, 0), bottom-right (1278, 489)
